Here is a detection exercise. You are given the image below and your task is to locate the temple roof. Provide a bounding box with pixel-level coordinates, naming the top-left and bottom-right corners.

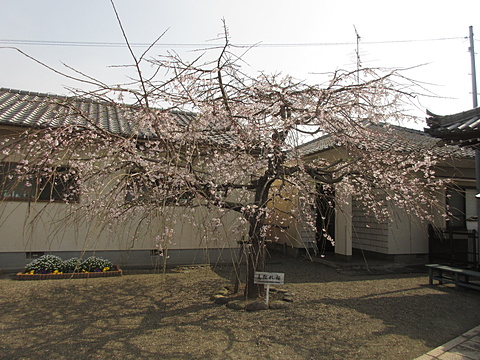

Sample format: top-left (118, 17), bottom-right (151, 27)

top-left (425, 107), bottom-right (480, 148)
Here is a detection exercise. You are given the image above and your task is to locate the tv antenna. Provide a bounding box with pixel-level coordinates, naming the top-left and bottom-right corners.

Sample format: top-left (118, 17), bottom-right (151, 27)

top-left (354, 25), bottom-right (362, 83)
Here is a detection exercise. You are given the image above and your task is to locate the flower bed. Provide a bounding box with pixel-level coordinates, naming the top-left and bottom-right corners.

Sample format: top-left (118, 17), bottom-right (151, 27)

top-left (15, 255), bottom-right (122, 280)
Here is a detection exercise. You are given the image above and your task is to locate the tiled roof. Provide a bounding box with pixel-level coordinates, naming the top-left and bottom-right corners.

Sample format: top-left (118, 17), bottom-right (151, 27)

top-left (0, 88), bottom-right (200, 140)
top-left (297, 122), bottom-right (474, 159)
top-left (425, 107), bottom-right (480, 148)
top-left (295, 133), bottom-right (338, 156)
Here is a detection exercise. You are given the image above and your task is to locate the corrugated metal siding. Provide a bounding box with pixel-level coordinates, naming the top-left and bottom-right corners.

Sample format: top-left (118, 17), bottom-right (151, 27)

top-left (352, 199), bottom-right (389, 253)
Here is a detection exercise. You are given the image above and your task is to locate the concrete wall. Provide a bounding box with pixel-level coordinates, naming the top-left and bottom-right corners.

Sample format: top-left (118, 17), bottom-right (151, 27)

top-left (0, 248), bottom-right (239, 272)
top-left (0, 199), bottom-right (245, 270)
top-left (0, 200), bottom-right (244, 247)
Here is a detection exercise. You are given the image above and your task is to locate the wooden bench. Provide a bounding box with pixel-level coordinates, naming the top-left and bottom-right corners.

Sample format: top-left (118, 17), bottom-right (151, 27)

top-left (426, 264), bottom-right (480, 291)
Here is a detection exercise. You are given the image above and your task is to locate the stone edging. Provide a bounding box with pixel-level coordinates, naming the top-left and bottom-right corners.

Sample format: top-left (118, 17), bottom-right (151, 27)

top-left (15, 268), bottom-right (122, 280)
top-left (414, 324), bottom-right (480, 359)
top-left (210, 285), bottom-right (295, 311)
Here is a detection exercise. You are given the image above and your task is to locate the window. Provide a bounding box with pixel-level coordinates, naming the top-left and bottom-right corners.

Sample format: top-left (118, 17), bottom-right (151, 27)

top-left (0, 162), bottom-right (78, 203)
top-left (25, 251), bottom-right (45, 259)
top-left (446, 187), bottom-right (477, 230)
top-left (150, 249), bottom-right (163, 256)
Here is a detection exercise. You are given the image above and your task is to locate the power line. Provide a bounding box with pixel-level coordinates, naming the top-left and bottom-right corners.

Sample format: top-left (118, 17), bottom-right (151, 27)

top-left (0, 36), bottom-right (467, 49)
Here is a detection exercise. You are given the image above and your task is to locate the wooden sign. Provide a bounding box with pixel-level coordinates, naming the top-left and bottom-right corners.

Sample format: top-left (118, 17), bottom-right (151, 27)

top-left (254, 271), bottom-right (285, 285)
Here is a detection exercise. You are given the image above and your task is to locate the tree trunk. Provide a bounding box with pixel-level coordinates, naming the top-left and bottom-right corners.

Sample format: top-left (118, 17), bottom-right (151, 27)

top-left (244, 175), bottom-right (270, 299)
top-left (244, 210), bottom-right (267, 299)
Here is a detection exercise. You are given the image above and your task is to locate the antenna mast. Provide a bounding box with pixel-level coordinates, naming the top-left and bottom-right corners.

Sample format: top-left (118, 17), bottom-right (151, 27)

top-left (354, 25), bottom-right (361, 83)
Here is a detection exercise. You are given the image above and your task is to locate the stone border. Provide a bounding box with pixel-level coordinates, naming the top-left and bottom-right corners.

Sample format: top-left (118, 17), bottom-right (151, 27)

top-left (210, 285), bottom-right (295, 311)
top-left (15, 268), bottom-right (122, 280)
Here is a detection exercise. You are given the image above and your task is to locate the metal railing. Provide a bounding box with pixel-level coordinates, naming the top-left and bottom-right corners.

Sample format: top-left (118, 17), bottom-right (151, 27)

top-left (428, 224), bottom-right (479, 270)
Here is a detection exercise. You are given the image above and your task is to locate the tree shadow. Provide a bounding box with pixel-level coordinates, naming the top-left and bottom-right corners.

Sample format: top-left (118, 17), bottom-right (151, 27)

top-left (0, 275), bottom-right (226, 359)
top-left (2, 262), bottom-right (480, 360)
top-left (211, 253), bottom-right (430, 285)
top-left (308, 285), bottom-right (480, 349)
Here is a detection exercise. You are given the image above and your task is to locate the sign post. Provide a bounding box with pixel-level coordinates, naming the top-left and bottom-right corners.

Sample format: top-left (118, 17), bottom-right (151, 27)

top-left (254, 271), bottom-right (285, 305)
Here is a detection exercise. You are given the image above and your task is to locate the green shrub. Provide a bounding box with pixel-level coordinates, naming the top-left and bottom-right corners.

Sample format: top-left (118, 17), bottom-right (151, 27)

top-left (62, 257), bottom-right (82, 273)
top-left (80, 256), bottom-right (113, 272)
top-left (25, 255), bottom-right (64, 274)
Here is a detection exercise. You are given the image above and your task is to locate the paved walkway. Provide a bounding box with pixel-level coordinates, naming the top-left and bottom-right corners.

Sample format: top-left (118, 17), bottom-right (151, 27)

top-left (414, 325), bottom-right (480, 359)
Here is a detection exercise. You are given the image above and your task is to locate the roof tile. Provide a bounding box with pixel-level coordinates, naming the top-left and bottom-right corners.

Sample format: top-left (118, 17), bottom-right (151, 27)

top-left (0, 88), bottom-right (217, 142)
top-left (297, 123), bottom-right (474, 159)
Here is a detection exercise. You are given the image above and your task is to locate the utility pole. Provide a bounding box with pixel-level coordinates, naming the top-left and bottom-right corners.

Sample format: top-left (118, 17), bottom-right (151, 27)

top-left (469, 26), bottom-right (480, 266)
top-left (469, 26), bottom-right (478, 108)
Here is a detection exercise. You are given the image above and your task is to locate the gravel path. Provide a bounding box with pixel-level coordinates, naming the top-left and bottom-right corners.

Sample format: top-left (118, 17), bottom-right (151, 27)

top-left (1, 255), bottom-right (480, 359)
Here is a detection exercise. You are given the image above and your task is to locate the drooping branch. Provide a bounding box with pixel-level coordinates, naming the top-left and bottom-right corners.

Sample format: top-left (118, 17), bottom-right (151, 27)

top-left (0, 18), bottom-right (452, 300)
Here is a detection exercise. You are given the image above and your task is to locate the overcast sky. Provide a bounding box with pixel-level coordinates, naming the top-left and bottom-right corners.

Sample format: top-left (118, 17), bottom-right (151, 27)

top-left (1, 0), bottom-right (479, 125)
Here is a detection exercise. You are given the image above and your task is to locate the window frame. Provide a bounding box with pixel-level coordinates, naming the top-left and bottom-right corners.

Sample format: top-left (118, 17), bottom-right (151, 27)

top-left (0, 161), bottom-right (79, 203)
top-left (446, 186), bottom-right (477, 230)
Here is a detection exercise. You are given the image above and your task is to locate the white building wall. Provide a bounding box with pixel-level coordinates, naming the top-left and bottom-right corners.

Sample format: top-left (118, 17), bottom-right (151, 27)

top-left (387, 208), bottom-right (428, 255)
top-left (0, 199), bottom-right (244, 271)
top-left (0, 201), bottom-right (243, 252)
top-left (334, 192), bottom-right (352, 258)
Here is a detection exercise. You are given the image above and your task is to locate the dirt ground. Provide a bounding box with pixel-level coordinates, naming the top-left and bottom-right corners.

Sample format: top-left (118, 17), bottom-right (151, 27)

top-left (1, 255), bottom-right (480, 360)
